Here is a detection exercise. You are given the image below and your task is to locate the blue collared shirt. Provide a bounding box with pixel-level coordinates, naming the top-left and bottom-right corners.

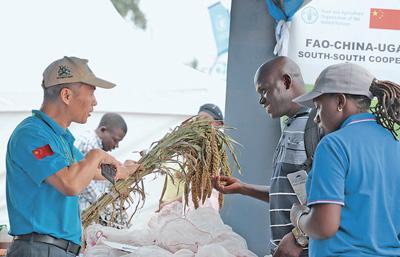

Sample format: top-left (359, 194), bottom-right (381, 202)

top-left (306, 113), bottom-right (400, 257)
top-left (6, 110), bottom-right (83, 244)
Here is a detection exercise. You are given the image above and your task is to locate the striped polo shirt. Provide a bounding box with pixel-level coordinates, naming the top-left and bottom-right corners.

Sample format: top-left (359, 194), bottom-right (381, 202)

top-left (269, 106), bottom-right (310, 256)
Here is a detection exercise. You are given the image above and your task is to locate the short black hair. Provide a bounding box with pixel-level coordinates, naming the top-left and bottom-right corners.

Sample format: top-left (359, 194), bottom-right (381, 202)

top-left (42, 83), bottom-right (81, 102)
top-left (97, 113), bottom-right (128, 134)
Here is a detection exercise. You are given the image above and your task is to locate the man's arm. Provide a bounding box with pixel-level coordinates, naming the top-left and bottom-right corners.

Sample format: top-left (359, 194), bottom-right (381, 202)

top-left (46, 149), bottom-right (122, 196)
top-left (212, 175), bottom-right (270, 202)
top-left (75, 135), bottom-right (106, 181)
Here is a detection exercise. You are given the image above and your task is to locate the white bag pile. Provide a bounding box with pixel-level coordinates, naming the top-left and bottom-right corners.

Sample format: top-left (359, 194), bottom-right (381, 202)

top-left (84, 202), bottom-right (257, 257)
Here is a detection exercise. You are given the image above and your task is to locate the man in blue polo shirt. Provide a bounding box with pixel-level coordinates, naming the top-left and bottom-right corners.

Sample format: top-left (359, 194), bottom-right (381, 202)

top-left (6, 56), bottom-right (140, 257)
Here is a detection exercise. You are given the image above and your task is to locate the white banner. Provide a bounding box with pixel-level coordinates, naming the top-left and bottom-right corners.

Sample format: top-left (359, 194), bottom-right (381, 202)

top-left (288, 0), bottom-right (400, 85)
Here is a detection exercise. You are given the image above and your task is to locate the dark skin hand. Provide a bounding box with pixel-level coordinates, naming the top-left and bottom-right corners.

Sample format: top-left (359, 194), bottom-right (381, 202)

top-left (212, 175), bottom-right (243, 194)
top-left (273, 232), bottom-right (303, 257)
top-left (212, 175), bottom-right (270, 202)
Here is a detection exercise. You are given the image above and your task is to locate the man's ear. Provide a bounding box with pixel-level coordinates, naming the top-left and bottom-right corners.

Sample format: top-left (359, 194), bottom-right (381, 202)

top-left (59, 87), bottom-right (73, 105)
top-left (99, 126), bottom-right (107, 133)
top-left (282, 74), bottom-right (292, 90)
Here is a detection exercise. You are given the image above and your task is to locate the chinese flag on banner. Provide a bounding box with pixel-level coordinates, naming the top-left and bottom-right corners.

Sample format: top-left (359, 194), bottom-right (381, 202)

top-left (369, 8), bottom-right (400, 30)
top-left (32, 144), bottom-right (54, 160)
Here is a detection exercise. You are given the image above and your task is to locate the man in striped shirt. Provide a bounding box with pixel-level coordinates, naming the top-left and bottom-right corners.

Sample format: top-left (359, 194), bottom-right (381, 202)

top-left (213, 56), bottom-right (313, 257)
top-left (76, 113), bottom-right (135, 229)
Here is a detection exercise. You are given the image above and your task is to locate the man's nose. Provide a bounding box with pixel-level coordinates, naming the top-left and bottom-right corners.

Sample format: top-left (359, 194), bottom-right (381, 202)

top-left (259, 96), bottom-right (266, 105)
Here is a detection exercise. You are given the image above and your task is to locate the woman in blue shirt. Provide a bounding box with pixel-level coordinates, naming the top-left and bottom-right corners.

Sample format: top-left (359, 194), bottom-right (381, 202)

top-left (290, 63), bottom-right (400, 257)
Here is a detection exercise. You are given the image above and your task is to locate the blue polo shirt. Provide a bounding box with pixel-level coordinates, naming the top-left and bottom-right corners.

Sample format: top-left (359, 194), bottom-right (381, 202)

top-left (6, 110), bottom-right (84, 244)
top-left (306, 113), bottom-right (400, 257)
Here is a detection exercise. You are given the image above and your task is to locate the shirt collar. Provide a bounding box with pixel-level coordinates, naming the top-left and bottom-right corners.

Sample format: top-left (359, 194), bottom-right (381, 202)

top-left (340, 112), bottom-right (376, 129)
top-left (32, 110), bottom-right (75, 141)
top-left (94, 130), bottom-right (103, 148)
top-left (286, 106), bottom-right (311, 126)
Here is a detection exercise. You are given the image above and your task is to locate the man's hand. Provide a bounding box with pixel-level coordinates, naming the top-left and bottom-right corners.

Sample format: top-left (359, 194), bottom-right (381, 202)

top-left (273, 232), bottom-right (303, 257)
top-left (90, 149), bottom-right (123, 181)
top-left (112, 167), bottom-right (126, 180)
top-left (115, 161), bottom-right (143, 180)
top-left (212, 176), bottom-right (270, 202)
top-left (123, 160), bottom-right (144, 175)
top-left (211, 175), bottom-right (243, 194)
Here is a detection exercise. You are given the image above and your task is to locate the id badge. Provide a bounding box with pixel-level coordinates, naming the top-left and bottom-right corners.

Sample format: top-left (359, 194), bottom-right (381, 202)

top-left (287, 170), bottom-right (308, 205)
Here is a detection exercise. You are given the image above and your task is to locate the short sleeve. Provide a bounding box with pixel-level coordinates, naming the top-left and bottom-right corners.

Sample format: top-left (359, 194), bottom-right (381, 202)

top-left (9, 128), bottom-right (69, 186)
top-left (307, 136), bottom-right (348, 207)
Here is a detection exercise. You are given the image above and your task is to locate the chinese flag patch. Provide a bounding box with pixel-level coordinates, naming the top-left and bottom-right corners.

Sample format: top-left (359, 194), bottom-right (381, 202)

top-left (32, 144), bottom-right (54, 160)
top-left (369, 8), bottom-right (400, 30)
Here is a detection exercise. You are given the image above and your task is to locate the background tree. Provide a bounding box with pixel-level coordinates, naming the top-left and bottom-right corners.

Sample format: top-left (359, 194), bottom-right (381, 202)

top-left (111, 0), bottom-right (147, 30)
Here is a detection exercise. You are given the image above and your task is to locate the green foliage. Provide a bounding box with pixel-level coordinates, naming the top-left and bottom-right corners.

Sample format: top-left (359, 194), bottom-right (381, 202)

top-left (305, 84), bottom-right (314, 91)
top-left (111, 0), bottom-right (147, 30)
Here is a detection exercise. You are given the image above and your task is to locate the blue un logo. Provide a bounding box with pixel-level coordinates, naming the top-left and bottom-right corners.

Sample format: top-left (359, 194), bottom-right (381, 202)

top-left (301, 6), bottom-right (319, 24)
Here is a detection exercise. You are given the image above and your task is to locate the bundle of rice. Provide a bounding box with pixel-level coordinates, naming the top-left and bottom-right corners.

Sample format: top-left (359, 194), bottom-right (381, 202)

top-left (81, 117), bottom-right (240, 228)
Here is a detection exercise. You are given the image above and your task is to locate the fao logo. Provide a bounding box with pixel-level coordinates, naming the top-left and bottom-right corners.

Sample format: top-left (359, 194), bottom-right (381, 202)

top-left (215, 14), bottom-right (228, 32)
top-left (301, 6), bottom-right (318, 24)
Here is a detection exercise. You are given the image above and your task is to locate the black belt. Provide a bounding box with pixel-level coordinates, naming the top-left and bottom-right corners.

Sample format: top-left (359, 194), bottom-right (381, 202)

top-left (14, 233), bottom-right (81, 255)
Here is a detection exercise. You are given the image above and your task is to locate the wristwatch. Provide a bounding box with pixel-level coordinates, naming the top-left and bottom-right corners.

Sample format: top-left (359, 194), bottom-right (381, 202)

top-left (292, 226), bottom-right (309, 247)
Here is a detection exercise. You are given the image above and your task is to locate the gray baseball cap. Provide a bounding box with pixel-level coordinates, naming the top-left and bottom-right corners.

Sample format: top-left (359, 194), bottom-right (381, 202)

top-left (198, 103), bottom-right (224, 122)
top-left (294, 63), bottom-right (375, 107)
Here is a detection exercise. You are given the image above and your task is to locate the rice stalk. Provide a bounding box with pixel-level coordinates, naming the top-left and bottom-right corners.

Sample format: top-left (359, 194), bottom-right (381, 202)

top-left (81, 117), bottom-right (240, 228)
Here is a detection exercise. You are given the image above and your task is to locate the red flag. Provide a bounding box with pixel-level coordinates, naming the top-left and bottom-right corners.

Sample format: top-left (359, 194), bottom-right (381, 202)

top-left (32, 144), bottom-right (54, 160)
top-left (369, 8), bottom-right (400, 30)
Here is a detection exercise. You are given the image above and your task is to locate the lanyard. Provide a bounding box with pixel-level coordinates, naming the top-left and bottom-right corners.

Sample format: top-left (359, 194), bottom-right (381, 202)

top-left (59, 135), bottom-right (76, 164)
top-left (33, 112), bottom-right (76, 164)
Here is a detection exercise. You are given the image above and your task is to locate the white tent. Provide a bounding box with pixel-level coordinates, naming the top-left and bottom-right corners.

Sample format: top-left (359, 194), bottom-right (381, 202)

top-left (0, 0), bottom-right (226, 226)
